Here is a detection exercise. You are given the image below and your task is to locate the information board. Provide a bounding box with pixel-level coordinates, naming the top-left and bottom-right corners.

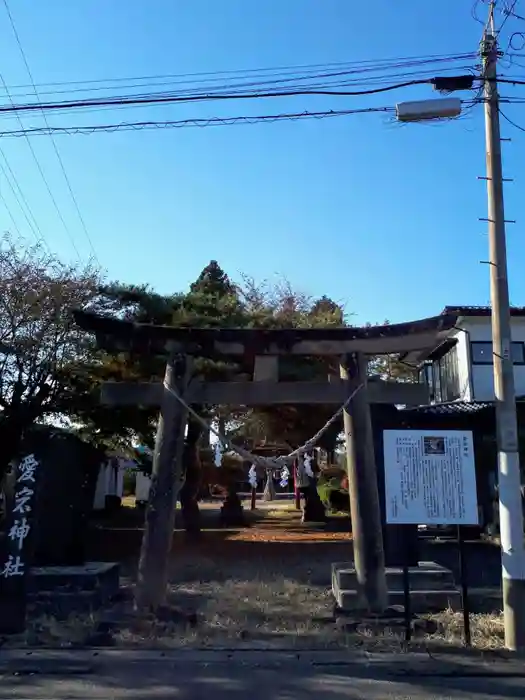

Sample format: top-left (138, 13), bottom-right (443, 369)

top-left (383, 430), bottom-right (478, 526)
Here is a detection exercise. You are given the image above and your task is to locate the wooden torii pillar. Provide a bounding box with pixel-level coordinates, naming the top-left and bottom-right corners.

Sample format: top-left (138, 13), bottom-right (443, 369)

top-left (341, 353), bottom-right (388, 612)
top-left (136, 354), bottom-right (192, 610)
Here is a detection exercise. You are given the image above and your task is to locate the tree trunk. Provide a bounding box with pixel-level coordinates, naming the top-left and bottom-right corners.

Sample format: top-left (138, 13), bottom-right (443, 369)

top-left (136, 356), bottom-right (191, 611)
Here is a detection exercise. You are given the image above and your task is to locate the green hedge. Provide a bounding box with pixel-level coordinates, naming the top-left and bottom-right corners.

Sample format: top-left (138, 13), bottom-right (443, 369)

top-left (317, 473), bottom-right (348, 506)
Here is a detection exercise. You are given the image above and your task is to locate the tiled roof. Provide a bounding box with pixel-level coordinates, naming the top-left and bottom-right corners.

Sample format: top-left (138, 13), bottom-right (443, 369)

top-left (442, 305), bottom-right (525, 317)
top-left (401, 401), bottom-right (493, 415)
top-left (402, 398), bottom-right (525, 415)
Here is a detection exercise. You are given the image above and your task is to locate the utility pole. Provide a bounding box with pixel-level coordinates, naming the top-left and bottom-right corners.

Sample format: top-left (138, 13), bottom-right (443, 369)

top-left (482, 2), bottom-right (525, 650)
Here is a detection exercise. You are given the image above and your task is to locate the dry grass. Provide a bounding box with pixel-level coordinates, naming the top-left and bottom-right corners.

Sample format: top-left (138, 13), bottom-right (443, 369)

top-left (12, 556), bottom-right (505, 653)
top-left (121, 573), bottom-right (339, 649)
top-left (427, 609), bottom-right (505, 649)
top-left (8, 506), bottom-right (504, 652)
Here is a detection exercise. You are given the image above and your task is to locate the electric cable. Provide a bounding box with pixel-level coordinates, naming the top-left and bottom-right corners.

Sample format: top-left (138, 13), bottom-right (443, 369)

top-left (0, 105), bottom-right (479, 139)
top-left (0, 154), bottom-right (45, 244)
top-left (0, 51), bottom-right (477, 92)
top-left (2, 0), bottom-right (99, 263)
top-left (0, 76), bottom-right (476, 116)
top-left (0, 180), bottom-right (22, 237)
top-left (0, 55), bottom-right (478, 100)
top-left (493, 75), bottom-right (525, 83)
top-left (500, 0), bottom-right (521, 33)
top-left (472, 0), bottom-right (488, 26)
top-left (0, 63), bottom-right (477, 123)
top-left (499, 105), bottom-right (525, 129)
top-left (0, 69), bottom-right (81, 259)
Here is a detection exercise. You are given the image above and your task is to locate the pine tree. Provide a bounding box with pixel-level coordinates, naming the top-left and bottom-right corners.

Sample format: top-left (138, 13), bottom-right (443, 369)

top-left (189, 260), bottom-right (236, 297)
top-left (180, 261), bottom-right (244, 329)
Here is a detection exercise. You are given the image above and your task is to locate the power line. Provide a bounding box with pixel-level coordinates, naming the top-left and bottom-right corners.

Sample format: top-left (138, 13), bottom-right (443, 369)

top-left (0, 72), bottom-right (83, 259)
top-left (500, 0), bottom-right (521, 33)
top-left (0, 152), bottom-right (47, 245)
top-left (0, 61), bottom-right (477, 101)
top-left (2, 0), bottom-right (99, 263)
top-left (0, 51), bottom-right (477, 92)
top-left (0, 107), bottom-right (434, 138)
top-left (0, 64), bottom-right (476, 124)
top-left (0, 137), bottom-right (50, 245)
top-left (495, 75), bottom-right (525, 83)
top-left (472, 0), bottom-right (487, 26)
top-left (0, 76), bottom-right (476, 116)
top-left (0, 175), bottom-right (22, 237)
top-left (0, 132), bottom-right (52, 250)
top-left (0, 71), bottom-right (82, 259)
top-left (499, 105), bottom-right (525, 129)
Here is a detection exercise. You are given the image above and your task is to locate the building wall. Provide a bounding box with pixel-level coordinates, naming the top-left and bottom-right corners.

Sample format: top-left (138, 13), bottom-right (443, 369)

top-left (459, 317), bottom-right (525, 401)
top-left (454, 328), bottom-right (473, 401)
top-left (136, 471), bottom-right (151, 504)
top-left (92, 458), bottom-right (127, 510)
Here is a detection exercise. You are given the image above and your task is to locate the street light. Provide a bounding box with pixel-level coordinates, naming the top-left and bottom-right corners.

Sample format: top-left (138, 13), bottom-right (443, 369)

top-left (395, 97), bottom-right (462, 122)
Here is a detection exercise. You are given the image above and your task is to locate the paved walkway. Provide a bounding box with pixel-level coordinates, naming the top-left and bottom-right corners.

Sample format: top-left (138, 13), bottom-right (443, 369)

top-left (1, 650), bottom-right (524, 699)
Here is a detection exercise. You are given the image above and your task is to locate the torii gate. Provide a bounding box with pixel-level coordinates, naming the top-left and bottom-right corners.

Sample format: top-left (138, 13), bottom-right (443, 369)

top-left (73, 310), bottom-right (458, 612)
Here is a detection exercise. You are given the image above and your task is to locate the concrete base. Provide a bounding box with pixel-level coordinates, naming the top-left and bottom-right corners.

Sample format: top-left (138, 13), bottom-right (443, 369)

top-left (503, 576), bottom-right (525, 651)
top-left (332, 561), bottom-right (461, 613)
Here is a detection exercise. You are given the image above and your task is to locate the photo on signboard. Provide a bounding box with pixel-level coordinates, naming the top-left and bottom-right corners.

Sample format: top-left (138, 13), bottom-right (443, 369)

top-left (423, 436), bottom-right (445, 456)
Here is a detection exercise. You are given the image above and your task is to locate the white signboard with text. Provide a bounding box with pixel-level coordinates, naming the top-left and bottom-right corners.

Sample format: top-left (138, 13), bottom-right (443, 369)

top-left (383, 430), bottom-right (478, 526)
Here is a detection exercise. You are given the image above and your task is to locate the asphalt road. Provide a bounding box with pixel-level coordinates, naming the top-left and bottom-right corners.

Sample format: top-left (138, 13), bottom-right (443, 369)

top-left (1, 652), bottom-right (524, 700)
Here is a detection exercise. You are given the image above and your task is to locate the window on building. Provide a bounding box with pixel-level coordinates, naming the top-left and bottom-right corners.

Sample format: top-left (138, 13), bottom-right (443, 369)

top-left (427, 346), bottom-right (460, 403)
top-left (419, 363), bottom-right (435, 401)
top-left (439, 345), bottom-right (460, 401)
top-left (432, 361), bottom-right (442, 402)
top-left (470, 341), bottom-right (525, 365)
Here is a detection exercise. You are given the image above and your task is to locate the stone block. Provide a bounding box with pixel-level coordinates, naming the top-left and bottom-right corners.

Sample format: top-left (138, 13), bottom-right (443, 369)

top-left (28, 562), bottom-right (120, 597)
top-left (333, 561), bottom-right (455, 592)
top-left (26, 562), bottom-right (120, 618)
top-left (332, 560), bottom-right (461, 613)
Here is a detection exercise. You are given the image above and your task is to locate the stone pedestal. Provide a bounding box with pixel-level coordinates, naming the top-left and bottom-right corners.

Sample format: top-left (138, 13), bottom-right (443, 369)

top-left (220, 490), bottom-right (245, 527)
top-left (332, 561), bottom-right (461, 613)
top-left (27, 561), bottom-right (120, 620)
top-left (301, 490), bottom-right (327, 523)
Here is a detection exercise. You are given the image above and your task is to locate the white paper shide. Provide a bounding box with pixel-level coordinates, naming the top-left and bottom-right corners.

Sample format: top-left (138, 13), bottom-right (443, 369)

top-left (383, 430), bottom-right (478, 526)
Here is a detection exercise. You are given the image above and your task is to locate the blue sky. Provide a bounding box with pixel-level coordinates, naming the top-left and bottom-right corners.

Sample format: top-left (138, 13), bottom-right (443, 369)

top-left (0, 1), bottom-right (524, 325)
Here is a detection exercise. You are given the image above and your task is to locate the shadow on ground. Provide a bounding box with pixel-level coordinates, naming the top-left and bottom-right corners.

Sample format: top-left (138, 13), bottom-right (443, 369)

top-left (2, 656), bottom-right (525, 699)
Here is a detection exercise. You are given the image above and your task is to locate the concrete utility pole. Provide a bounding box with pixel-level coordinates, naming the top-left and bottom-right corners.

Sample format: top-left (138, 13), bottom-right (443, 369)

top-left (482, 2), bottom-right (525, 650)
top-left (340, 353), bottom-right (388, 612)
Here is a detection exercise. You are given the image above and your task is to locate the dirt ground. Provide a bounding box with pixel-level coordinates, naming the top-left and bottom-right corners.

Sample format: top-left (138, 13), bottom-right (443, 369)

top-left (13, 500), bottom-right (505, 651)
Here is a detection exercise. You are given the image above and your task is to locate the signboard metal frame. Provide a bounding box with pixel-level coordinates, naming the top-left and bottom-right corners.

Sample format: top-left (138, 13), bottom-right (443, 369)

top-left (382, 429), bottom-right (477, 646)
